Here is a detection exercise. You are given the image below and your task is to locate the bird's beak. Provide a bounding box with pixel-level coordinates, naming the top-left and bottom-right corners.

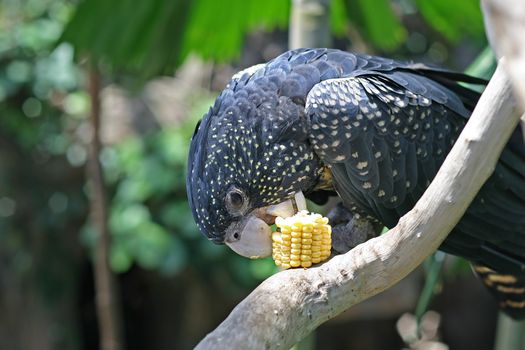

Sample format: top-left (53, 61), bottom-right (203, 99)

top-left (224, 192), bottom-right (307, 259)
top-left (266, 191), bottom-right (307, 218)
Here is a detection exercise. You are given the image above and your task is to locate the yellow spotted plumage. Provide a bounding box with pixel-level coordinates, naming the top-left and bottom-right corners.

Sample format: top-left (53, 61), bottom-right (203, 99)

top-left (272, 211), bottom-right (331, 269)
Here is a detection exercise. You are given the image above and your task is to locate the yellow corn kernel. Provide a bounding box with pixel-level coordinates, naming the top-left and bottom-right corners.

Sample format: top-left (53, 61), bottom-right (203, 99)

top-left (291, 231), bottom-right (302, 238)
top-left (302, 224), bottom-right (313, 232)
top-left (290, 260), bottom-right (301, 267)
top-left (271, 210), bottom-right (332, 269)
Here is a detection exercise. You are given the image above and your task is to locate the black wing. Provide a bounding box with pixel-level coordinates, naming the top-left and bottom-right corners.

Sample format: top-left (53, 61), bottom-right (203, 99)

top-left (306, 68), bottom-right (525, 274)
top-left (444, 136), bottom-right (525, 275)
top-left (306, 71), bottom-right (466, 226)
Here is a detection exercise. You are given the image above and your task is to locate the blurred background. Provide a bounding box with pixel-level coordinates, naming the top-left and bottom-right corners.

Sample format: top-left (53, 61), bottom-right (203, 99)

top-left (0, 0), bottom-right (504, 349)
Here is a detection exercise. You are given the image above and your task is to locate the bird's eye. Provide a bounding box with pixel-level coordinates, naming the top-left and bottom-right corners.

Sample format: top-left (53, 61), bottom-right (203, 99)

top-left (229, 192), bottom-right (243, 207)
top-left (226, 187), bottom-right (247, 214)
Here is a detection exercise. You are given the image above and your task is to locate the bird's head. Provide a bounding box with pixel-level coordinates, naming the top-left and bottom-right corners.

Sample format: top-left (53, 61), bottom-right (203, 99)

top-left (186, 71), bottom-right (323, 258)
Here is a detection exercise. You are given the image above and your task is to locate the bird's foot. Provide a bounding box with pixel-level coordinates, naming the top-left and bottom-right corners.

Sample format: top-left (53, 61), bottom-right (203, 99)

top-left (327, 203), bottom-right (382, 254)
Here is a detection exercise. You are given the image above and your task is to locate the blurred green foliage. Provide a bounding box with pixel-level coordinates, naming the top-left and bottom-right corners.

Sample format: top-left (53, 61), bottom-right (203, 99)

top-left (60, 0), bottom-right (484, 79)
top-left (61, 0), bottom-right (290, 78)
top-left (414, 0), bottom-right (484, 42)
top-left (342, 0), bottom-right (407, 50)
top-left (0, 0), bottom-right (503, 348)
top-left (0, 9), bottom-right (91, 349)
top-left (0, 2), bottom-right (504, 349)
top-left (0, 0), bottom-right (84, 154)
top-left (1, 0), bottom-right (492, 304)
top-left (0, 0), bottom-right (492, 291)
top-left (1, 0), bottom-right (281, 290)
top-left (78, 106), bottom-right (280, 287)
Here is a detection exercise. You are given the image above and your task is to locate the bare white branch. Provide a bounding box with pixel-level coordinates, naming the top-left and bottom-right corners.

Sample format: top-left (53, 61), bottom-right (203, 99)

top-left (195, 62), bottom-right (521, 350)
top-left (482, 0), bottom-right (525, 108)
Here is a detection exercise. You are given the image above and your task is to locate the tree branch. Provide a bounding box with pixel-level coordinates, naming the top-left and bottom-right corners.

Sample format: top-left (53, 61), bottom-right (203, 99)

top-left (482, 0), bottom-right (525, 109)
top-left (289, 0), bottom-right (331, 49)
top-left (87, 62), bottom-right (125, 350)
top-left (195, 61), bottom-right (522, 350)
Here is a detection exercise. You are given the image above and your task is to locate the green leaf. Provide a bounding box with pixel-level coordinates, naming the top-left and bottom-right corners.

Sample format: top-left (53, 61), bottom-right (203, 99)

top-left (60, 0), bottom-right (289, 79)
top-left (330, 0), bottom-right (348, 36)
top-left (344, 0), bottom-right (407, 51)
top-left (132, 221), bottom-right (172, 269)
top-left (159, 202), bottom-right (198, 237)
top-left (117, 138), bottom-right (144, 174)
top-left (154, 130), bottom-right (189, 166)
top-left (109, 203), bottom-right (151, 234)
top-left (110, 243), bottom-right (133, 273)
top-left (414, 0), bottom-right (484, 42)
top-left (115, 178), bottom-right (153, 202)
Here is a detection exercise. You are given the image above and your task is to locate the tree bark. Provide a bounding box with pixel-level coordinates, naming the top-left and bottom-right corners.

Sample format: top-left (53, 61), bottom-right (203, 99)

top-left (482, 0), bottom-right (525, 110)
top-left (194, 61), bottom-right (522, 350)
top-left (87, 62), bottom-right (125, 350)
top-left (289, 0), bottom-right (331, 49)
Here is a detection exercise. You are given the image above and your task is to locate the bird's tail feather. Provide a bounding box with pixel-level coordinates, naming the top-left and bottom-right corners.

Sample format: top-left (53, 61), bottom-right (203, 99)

top-left (473, 264), bottom-right (525, 320)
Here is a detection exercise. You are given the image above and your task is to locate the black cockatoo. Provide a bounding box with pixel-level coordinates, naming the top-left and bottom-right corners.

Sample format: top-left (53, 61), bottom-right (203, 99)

top-left (186, 48), bottom-right (525, 318)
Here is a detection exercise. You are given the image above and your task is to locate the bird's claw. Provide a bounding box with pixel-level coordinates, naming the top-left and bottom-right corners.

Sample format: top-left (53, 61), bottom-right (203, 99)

top-left (327, 203), bottom-right (382, 254)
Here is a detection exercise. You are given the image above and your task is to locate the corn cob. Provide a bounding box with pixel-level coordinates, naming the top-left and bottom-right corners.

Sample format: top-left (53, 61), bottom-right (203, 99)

top-left (272, 211), bottom-right (332, 269)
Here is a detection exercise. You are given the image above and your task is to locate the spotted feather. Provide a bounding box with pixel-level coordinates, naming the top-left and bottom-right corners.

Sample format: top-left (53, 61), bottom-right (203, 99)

top-left (307, 74), bottom-right (464, 225)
